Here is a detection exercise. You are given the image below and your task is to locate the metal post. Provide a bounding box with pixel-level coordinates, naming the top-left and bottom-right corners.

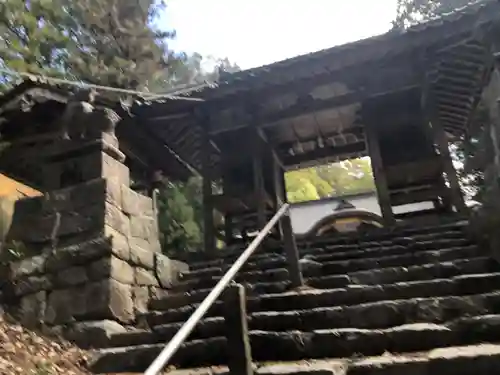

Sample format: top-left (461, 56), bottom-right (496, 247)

top-left (281, 213), bottom-right (304, 288)
top-left (223, 283), bottom-right (253, 375)
top-left (144, 204), bottom-right (290, 375)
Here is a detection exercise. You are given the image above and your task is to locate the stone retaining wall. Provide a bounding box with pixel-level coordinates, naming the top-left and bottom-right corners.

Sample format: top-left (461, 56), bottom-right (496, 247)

top-left (0, 177), bottom-right (187, 347)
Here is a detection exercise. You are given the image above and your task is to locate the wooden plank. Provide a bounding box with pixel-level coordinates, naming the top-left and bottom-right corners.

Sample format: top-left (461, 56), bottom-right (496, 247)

top-left (209, 75), bottom-right (419, 135)
top-left (282, 141), bottom-right (366, 167)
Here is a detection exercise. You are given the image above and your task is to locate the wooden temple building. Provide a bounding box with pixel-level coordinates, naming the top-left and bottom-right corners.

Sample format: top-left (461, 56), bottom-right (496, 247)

top-left (129, 0), bottom-right (500, 252)
top-left (2, 0), bottom-right (500, 255)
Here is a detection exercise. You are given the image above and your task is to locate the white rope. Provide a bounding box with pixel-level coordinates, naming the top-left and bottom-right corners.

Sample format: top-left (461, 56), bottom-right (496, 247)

top-left (0, 68), bottom-right (205, 102)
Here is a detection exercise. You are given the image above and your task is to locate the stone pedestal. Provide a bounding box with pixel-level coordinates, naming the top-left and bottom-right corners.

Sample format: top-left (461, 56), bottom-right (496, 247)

top-left (1, 117), bottom-right (187, 347)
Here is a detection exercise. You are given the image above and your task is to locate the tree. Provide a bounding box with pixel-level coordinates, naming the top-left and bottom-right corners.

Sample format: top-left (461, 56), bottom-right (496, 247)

top-left (393, 0), bottom-right (474, 29)
top-left (0, 0), bottom-right (72, 82)
top-left (150, 53), bottom-right (240, 91)
top-left (0, 0), bottom-right (183, 90)
top-left (157, 178), bottom-right (202, 257)
top-left (66, 0), bottom-right (182, 89)
top-left (285, 158), bottom-right (375, 203)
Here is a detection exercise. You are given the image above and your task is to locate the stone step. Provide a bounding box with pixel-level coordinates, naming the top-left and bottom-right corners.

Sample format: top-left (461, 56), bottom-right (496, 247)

top-left (187, 229), bottom-right (470, 271)
top-left (174, 247), bottom-right (483, 292)
top-left (301, 235), bottom-right (471, 259)
top-left (184, 238), bottom-right (476, 279)
top-left (347, 344), bottom-right (500, 375)
top-left (151, 270), bottom-right (500, 313)
top-left (146, 275), bottom-right (500, 330)
top-left (89, 314), bottom-right (500, 372)
top-left (153, 343), bottom-right (500, 375)
top-left (146, 257), bottom-right (493, 324)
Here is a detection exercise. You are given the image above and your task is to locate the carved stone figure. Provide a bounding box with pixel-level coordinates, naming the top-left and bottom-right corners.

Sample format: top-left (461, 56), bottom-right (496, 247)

top-left (87, 107), bottom-right (121, 140)
top-left (60, 89), bottom-right (96, 140)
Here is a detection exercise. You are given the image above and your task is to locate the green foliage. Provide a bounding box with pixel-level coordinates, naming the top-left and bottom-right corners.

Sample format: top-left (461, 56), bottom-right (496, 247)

top-left (0, 0), bottom-right (184, 89)
top-left (157, 177), bottom-right (203, 256)
top-left (150, 52), bottom-right (240, 91)
top-left (285, 158), bottom-right (375, 203)
top-left (393, 0), bottom-right (475, 29)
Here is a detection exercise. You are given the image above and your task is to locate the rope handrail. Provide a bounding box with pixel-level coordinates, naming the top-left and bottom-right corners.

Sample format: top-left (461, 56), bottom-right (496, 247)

top-left (144, 203), bottom-right (291, 375)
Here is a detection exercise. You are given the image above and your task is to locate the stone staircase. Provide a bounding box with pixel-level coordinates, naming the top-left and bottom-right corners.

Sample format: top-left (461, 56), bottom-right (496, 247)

top-left (88, 219), bottom-right (500, 374)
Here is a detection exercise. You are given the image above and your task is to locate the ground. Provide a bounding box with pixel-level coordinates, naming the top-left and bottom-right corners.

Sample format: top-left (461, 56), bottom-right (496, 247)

top-left (0, 313), bottom-right (91, 375)
top-left (0, 312), bottom-right (173, 375)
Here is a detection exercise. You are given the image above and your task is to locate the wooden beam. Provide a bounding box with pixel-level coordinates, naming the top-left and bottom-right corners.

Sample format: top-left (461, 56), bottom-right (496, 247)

top-left (282, 141), bottom-right (366, 167)
top-left (364, 123), bottom-right (395, 226)
top-left (274, 126), bottom-right (366, 153)
top-left (209, 75), bottom-right (419, 135)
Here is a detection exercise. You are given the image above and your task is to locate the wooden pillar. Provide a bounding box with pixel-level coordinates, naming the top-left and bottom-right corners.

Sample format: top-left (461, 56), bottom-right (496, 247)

top-left (281, 213), bottom-right (304, 288)
top-left (485, 50), bottom-right (500, 180)
top-left (202, 130), bottom-right (216, 254)
top-left (365, 124), bottom-right (395, 225)
top-left (221, 175), bottom-right (234, 245)
top-left (223, 283), bottom-right (253, 375)
top-left (271, 152), bottom-right (285, 240)
top-left (251, 130), bottom-right (266, 230)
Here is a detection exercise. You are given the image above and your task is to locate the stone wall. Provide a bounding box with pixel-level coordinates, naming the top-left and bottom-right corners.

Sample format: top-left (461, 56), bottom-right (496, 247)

top-left (0, 177), bottom-right (187, 346)
top-left (0, 95), bottom-right (189, 348)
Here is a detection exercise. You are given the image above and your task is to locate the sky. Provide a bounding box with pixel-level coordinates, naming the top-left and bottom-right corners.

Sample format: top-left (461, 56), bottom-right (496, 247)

top-left (162, 0), bottom-right (399, 70)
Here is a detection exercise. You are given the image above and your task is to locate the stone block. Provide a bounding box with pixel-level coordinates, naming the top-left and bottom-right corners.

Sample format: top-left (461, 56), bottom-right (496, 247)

top-left (11, 190), bottom-right (129, 244)
top-left (17, 291), bottom-right (46, 328)
top-left (7, 212), bottom-right (58, 243)
top-left (73, 150), bottom-right (130, 187)
top-left (11, 196), bottom-right (43, 218)
top-left (129, 237), bottom-right (160, 254)
top-left (121, 186), bottom-right (154, 217)
top-left (130, 215), bottom-right (157, 240)
top-left (67, 178), bottom-right (121, 210)
top-left (101, 153), bottom-right (130, 186)
top-left (21, 179), bottom-right (121, 218)
top-left (133, 286), bottom-right (150, 314)
top-left (135, 268), bottom-right (159, 286)
top-left (104, 202), bottom-right (130, 237)
top-left (55, 266), bottom-right (88, 287)
top-left (129, 243), bottom-right (155, 270)
top-left (45, 286), bottom-right (87, 325)
top-left (84, 279), bottom-right (134, 323)
top-left (104, 226), bottom-right (130, 261)
top-left (149, 238), bottom-right (162, 253)
top-left (155, 253), bottom-right (188, 289)
top-left (101, 132), bottom-right (120, 150)
top-left (45, 236), bottom-right (112, 272)
top-left (13, 275), bottom-right (52, 297)
top-left (66, 320), bottom-right (126, 349)
top-left (8, 255), bottom-right (46, 280)
top-left (149, 286), bottom-right (169, 300)
top-left (88, 256), bottom-right (134, 285)
top-left (52, 201), bottom-right (129, 239)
